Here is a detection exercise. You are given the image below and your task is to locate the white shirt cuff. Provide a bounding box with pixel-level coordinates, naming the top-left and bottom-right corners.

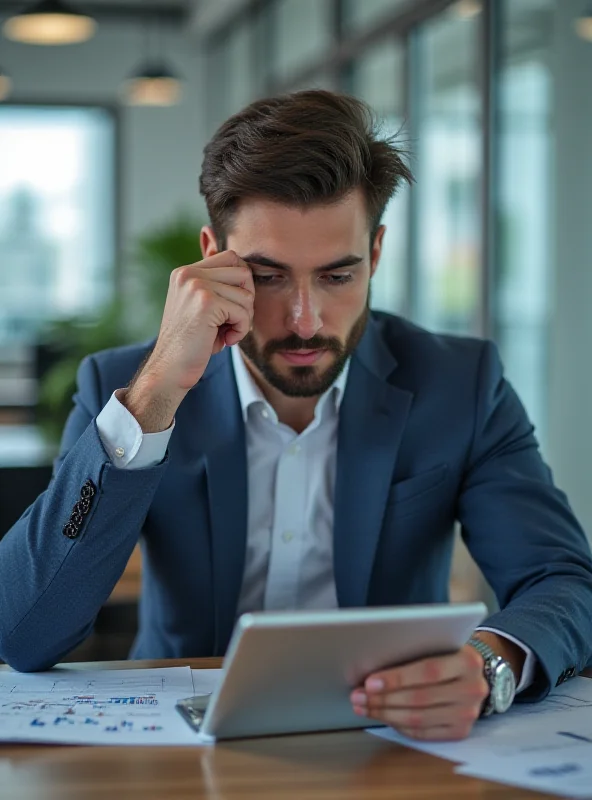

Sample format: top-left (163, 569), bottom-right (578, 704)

top-left (476, 626), bottom-right (536, 694)
top-left (95, 390), bottom-right (173, 470)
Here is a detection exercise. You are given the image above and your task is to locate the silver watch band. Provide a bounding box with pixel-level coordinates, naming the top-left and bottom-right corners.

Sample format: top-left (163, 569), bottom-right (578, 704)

top-left (468, 636), bottom-right (507, 717)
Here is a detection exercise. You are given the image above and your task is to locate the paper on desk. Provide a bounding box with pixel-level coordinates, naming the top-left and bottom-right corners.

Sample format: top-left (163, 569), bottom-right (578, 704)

top-left (0, 666), bottom-right (213, 746)
top-left (456, 744), bottom-right (592, 798)
top-left (367, 676), bottom-right (592, 765)
top-left (191, 668), bottom-right (223, 697)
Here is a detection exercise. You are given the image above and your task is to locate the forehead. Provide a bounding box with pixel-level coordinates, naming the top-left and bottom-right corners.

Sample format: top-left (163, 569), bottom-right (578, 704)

top-left (227, 189), bottom-right (370, 265)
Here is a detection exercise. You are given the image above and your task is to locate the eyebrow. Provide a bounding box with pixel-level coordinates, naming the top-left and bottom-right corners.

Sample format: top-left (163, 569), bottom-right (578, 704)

top-left (243, 253), bottom-right (365, 273)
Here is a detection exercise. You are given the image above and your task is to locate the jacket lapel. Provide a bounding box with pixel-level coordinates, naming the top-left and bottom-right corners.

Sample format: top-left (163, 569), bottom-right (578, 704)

top-left (185, 350), bottom-right (248, 654)
top-left (333, 318), bottom-right (413, 608)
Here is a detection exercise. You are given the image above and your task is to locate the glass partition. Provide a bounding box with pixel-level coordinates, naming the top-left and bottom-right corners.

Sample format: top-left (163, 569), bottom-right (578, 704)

top-left (411, 7), bottom-right (482, 335)
top-left (493, 0), bottom-right (554, 450)
top-left (349, 40), bottom-right (408, 314)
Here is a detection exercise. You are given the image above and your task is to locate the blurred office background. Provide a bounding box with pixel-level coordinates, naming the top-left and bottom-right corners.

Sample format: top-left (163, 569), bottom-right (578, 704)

top-left (0, 0), bottom-right (591, 658)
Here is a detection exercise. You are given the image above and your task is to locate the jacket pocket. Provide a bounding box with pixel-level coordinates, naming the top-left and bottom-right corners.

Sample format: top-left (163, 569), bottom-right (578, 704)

top-left (386, 464), bottom-right (448, 508)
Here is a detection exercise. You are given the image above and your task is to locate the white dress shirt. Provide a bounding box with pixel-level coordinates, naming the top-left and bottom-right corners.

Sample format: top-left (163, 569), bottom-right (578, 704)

top-left (95, 346), bottom-right (535, 692)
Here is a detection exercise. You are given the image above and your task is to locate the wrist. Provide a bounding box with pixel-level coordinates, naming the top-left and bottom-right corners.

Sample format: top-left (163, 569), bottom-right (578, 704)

top-left (122, 371), bottom-right (187, 433)
top-left (472, 631), bottom-right (524, 684)
top-left (468, 634), bottom-right (517, 716)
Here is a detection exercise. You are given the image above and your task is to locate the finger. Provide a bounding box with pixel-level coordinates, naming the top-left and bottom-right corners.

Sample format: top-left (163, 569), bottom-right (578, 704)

top-left (352, 675), bottom-right (488, 711)
top-left (198, 265), bottom-right (255, 292)
top-left (220, 304), bottom-right (252, 346)
top-left (198, 250), bottom-right (255, 292)
top-left (354, 700), bottom-right (480, 731)
top-left (364, 646), bottom-right (483, 693)
top-left (174, 260), bottom-right (255, 293)
top-left (209, 281), bottom-right (255, 316)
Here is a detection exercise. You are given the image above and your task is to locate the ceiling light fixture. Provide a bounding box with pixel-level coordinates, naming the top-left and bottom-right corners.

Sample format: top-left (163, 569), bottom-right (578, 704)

top-left (3, 0), bottom-right (96, 46)
top-left (453, 0), bottom-right (482, 20)
top-left (575, 7), bottom-right (592, 41)
top-left (123, 18), bottom-right (182, 106)
top-left (0, 66), bottom-right (12, 101)
top-left (123, 61), bottom-right (183, 106)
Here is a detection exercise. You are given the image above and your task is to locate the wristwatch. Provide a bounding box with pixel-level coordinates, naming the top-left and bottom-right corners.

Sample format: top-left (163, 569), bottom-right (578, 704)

top-left (468, 637), bottom-right (516, 716)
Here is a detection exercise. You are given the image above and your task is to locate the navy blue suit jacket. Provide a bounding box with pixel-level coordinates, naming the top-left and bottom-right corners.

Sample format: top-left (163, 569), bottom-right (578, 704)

top-left (1, 313), bottom-right (591, 698)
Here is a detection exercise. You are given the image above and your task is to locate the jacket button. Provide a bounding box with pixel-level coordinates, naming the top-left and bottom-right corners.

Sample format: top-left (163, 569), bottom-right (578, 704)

top-left (80, 479), bottom-right (96, 500)
top-left (63, 522), bottom-right (80, 539)
top-left (71, 511), bottom-right (83, 527)
top-left (75, 498), bottom-right (91, 516)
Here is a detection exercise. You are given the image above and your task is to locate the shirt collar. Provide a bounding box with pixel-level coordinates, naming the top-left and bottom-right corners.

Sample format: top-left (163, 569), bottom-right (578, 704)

top-left (230, 344), bottom-right (350, 424)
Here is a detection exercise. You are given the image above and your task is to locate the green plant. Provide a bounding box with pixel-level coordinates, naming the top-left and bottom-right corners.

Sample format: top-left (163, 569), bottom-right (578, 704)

top-left (37, 299), bottom-right (134, 444)
top-left (129, 213), bottom-right (203, 337)
top-left (37, 212), bottom-right (204, 444)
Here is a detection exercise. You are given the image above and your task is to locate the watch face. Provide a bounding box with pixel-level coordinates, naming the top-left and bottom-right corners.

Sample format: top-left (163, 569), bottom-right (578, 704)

top-left (492, 662), bottom-right (516, 713)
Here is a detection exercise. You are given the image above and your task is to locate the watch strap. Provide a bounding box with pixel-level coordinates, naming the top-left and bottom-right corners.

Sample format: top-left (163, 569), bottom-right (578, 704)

top-left (467, 636), bottom-right (499, 717)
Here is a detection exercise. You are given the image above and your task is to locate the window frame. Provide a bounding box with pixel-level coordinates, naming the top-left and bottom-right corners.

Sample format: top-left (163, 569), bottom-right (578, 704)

top-left (0, 98), bottom-right (122, 295)
top-left (0, 99), bottom-right (121, 413)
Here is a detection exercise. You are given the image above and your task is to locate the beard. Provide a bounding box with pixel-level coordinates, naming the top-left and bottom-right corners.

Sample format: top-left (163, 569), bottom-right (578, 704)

top-left (238, 303), bottom-right (369, 398)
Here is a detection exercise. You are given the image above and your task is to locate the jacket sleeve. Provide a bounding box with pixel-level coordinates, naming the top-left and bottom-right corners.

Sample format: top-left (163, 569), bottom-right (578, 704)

top-left (0, 354), bottom-right (168, 672)
top-left (458, 341), bottom-right (592, 701)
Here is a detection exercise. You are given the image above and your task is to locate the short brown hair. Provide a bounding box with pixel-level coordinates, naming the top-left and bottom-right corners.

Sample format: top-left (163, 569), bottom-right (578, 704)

top-left (199, 90), bottom-right (413, 247)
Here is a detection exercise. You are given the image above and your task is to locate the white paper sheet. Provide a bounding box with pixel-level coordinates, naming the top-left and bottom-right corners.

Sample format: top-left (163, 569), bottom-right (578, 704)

top-left (0, 666), bottom-right (213, 746)
top-left (456, 744), bottom-right (592, 798)
top-left (367, 676), bottom-right (592, 794)
top-left (190, 668), bottom-right (223, 697)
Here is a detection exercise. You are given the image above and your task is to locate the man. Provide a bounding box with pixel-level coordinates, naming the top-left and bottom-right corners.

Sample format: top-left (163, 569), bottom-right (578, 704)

top-left (1, 91), bottom-right (591, 742)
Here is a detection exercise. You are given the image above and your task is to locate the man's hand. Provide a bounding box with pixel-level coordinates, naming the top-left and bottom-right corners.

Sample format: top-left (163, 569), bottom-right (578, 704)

top-left (350, 645), bottom-right (489, 741)
top-left (122, 250), bottom-right (255, 432)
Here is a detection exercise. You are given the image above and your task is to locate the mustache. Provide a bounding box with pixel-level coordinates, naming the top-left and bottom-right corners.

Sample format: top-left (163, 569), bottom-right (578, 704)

top-left (264, 335), bottom-right (343, 357)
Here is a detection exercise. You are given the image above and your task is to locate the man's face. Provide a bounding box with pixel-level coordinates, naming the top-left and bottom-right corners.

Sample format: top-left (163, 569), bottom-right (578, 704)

top-left (204, 189), bottom-right (384, 398)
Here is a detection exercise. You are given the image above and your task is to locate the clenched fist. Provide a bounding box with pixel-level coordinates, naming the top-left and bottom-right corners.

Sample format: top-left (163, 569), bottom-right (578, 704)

top-left (122, 250), bottom-right (255, 432)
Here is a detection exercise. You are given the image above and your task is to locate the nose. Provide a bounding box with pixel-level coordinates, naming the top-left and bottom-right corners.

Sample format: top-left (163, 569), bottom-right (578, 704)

top-left (285, 286), bottom-right (323, 341)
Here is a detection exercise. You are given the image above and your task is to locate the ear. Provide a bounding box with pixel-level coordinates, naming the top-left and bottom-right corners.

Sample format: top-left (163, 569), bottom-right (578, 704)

top-left (370, 225), bottom-right (386, 279)
top-left (200, 225), bottom-right (220, 259)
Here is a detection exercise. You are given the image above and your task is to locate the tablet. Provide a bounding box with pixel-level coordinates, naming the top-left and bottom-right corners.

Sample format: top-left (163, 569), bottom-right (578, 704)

top-left (182, 602), bottom-right (487, 741)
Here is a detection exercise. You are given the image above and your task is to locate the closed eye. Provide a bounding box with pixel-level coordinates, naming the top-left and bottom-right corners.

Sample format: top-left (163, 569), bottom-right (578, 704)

top-left (252, 273), bottom-right (283, 285)
top-left (251, 272), bottom-right (354, 287)
top-left (322, 273), bottom-right (354, 286)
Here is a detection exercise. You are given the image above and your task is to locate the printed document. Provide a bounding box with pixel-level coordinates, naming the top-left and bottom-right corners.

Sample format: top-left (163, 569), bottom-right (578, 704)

top-left (367, 676), bottom-right (592, 797)
top-left (0, 666), bottom-right (221, 746)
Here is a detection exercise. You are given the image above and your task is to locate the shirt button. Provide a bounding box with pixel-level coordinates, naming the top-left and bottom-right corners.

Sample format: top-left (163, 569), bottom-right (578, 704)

top-left (288, 444), bottom-right (301, 456)
top-left (282, 531), bottom-right (294, 543)
top-left (114, 447), bottom-right (125, 458)
top-left (261, 408), bottom-right (269, 419)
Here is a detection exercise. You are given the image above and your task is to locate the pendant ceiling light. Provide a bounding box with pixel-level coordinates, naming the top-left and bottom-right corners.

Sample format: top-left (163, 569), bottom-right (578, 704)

top-left (0, 66), bottom-right (12, 101)
top-left (123, 19), bottom-right (182, 106)
top-left (123, 61), bottom-right (183, 106)
top-left (575, 8), bottom-right (592, 41)
top-left (453, 0), bottom-right (481, 19)
top-left (3, 0), bottom-right (96, 46)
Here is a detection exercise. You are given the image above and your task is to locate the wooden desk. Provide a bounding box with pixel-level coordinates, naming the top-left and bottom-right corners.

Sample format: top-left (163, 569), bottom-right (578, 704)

top-left (1, 659), bottom-right (589, 800)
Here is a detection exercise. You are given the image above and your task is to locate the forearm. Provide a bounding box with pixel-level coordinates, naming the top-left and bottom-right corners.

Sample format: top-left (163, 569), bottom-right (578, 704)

top-left (482, 573), bottom-right (592, 700)
top-left (0, 422), bottom-right (167, 671)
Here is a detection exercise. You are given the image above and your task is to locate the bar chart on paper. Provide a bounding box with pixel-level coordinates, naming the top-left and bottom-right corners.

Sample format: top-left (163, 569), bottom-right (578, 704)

top-left (0, 667), bottom-right (215, 745)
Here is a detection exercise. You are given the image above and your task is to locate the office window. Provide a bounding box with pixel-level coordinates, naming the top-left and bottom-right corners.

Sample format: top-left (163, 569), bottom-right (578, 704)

top-left (226, 22), bottom-right (256, 115)
top-left (411, 8), bottom-right (482, 335)
top-left (0, 105), bottom-right (116, 406)
top-left (207, 18), bottom-right (264, 134)
top-left (341, 0), bottom-right (409, 35)
top-left (273, 0), bottom-right (333, 83)
top-left (493, 0), bottom-right (554, 449)
top-left (348, 41), bottom-right (408, 314)
top-left (286, 71), bottom-right (337, 92)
